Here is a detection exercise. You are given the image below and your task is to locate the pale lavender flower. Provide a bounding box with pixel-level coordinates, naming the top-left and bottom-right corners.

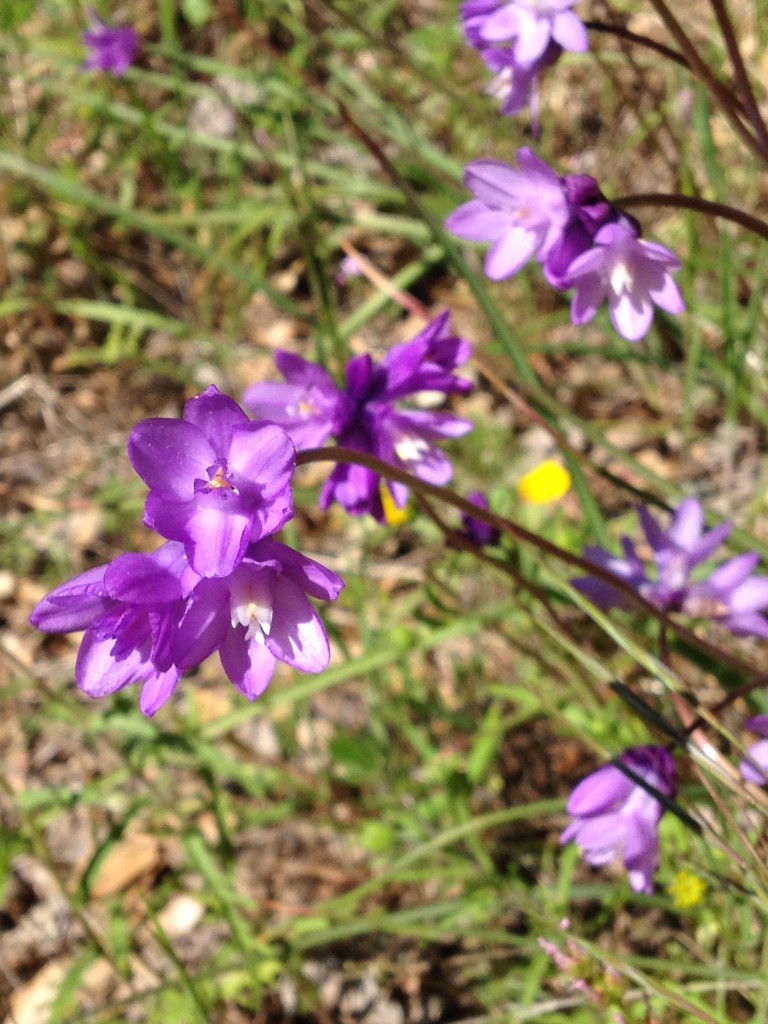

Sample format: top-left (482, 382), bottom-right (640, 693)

top-left (336, 255), bottom-right (364, 285)
top-left (561, 746), bottom-right (677, 894)
top-left (242, 352), bottom-right (349, 451)
top-left (685, 554), bottom-right (768, 638)
top-left (82, 10), bottom-right (140, 77)
top-left (739, 716), bottom-right (768, 785)
top-left (128, 387), bottom-right (296, 579)
top-left (170, 539), bottom-right (344, 700)
top-left (472, 0), bottom-right (588, 62)
top-left (565, 219), bottom-right (685, 342)
top-left (29, 543), bottom-right (195, 716)
top-left (245, 313), bottom-right (473, 521)
top-left (446, 150), bottom-right (570, 280)
top-left (575, 500), bottom-right (768, 638)
top-left (480, 41), bottom-right (562, 118)
top-left (574, 497), bottom-right (732, 611)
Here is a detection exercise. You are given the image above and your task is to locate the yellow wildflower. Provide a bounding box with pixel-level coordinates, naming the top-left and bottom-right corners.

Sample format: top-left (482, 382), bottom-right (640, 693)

top-left (517, 460), bottom-right (572, 504)
top-left (668, 871), bottom-right (706, 910)
top-left (380, 484), bottom-right (409, 527)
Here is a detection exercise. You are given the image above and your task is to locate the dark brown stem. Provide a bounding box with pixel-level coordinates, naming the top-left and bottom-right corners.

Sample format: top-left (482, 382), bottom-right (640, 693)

top-left (707, 0), bottom-right (768, 152)
top-left (645, 0), bottom-right (768, 162)
top-left (298, 445), bottom-right (763, 679)
top-left (584, 19), bottom-right (689, 70)
top-left (615, 191), bottom-right (768, 243)
top-left (413, 491), bottom-right (573, 637)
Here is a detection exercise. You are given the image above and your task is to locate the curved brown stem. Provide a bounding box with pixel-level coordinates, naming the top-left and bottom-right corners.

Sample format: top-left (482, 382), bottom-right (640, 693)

top-left (707, 0), bottom-right (768, 152)
top-left (615, 191), bottom-right (768, 243)
top-left (584, 19), bottom-right (689, 70)
top-left (297, 445), bottom-right (764, 679)
top-left (646, 0), bottom-right (768, 162)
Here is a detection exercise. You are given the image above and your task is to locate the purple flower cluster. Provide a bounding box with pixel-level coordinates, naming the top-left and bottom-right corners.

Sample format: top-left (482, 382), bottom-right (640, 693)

top-left (30, 388), bottom-right (344, 715)
top-left (82, 11), bottom-right (141, 77)
top-left (446, 148), bottom-right (684, 342)
top-left (561, 745), bottom-right (677, 893)
top-left (243, 312), bottom-right (473, 522)
top-left (573, 497), bottom-right (768, 637)
top-left (461, 0), bottom-right (586, 117)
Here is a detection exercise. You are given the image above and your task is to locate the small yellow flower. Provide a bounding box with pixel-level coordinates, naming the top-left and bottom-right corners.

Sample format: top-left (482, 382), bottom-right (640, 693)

top-left (668, 871), bottom-right (706, 910)
top-left (517, 460), bottom-right (572, 505)
top-left (380, 484), bottom-right (409, 527)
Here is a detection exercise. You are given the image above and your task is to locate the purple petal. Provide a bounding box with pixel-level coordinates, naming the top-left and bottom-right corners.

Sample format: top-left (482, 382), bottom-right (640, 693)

top-left (445, 200), bottom-right (507, 243)
top-left (637, 505), bottom-right (667, 554)
top-left (227, 422), bottom-right (296, 500)
top-left (667, 498), bottom-right (704, 550)
top-left (740, 738), bottom-right (768, 784)
top-left (75, 627), bottom-right (147, 697)
top-left (249, 486), bottom-right (295, 541)
top-left (173, 579), bottom-right (230, 669)
top-left (747, 715), bottom-right (768, 737)
top-left (480, 4), bottom-right (520, 41)
top-left (706, 552), bottom-right (761, 593)
top-left (610, 289), bottom-right (653, 342)
top-left (183, 386), bottom-right (249, 452)
top-left (29, 565), bottom-right (109, 632)
top-left (513, 9), bottom-right (551, 63)
top-left (105, 544), bottom-right (188, 605)
top-left (623, 814), bottom-right (658, 893)
top-left (571, 576), bottom-right (625, 609)
top-left (183, 495), bottom-right (252, 578)
top-left (724, 577), bottom-right (768, 614)
top-left (485, 227), bottom-right (539, 279)
top-left (650, 273), bottom-right (685, 315)
top-left (725, 611), bottom-right (768, 638)
top-left (129, 420), bottom-right (214, 497)
top-left (220, 628), bottom-right (278, 700)
top-left (464, 159), bottom-right (527, 205)
top-left (143, 494), bottom-right (195, 541)
top-left (569, 812), bottom-right (625, 866)
top-left (566, 764), bottom-right (633, 815)
top-left (249, 539), bottom-right (345, 601)
top-left (139, 668), bottom-right (181, 717)
top-left (551, 10), bottom-right (588, 51)
top-left (687, 521), bottom-right (732, 564)
top-left (265, 577), bottom-right (331, 672)
top-left (569, 275), bottom-right (604, 325)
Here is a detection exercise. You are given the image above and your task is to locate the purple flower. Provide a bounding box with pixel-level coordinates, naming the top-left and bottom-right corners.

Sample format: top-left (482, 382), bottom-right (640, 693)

top-left (739, 716), bottom-right (768, 785)
top-left (574, 497), bottom-right (730, 609)
top-left (82, 11), bottom-right (140, 77)
top-left (685, 554), bottom-right (768, 639)
top-left (29, 543), bottom-right (195, 716)
top-left (460, 491), bottom-right (500, 546)
top-left (574, 498), bottom-right (768, 639)
top-left (128, 387), bottom-right (296, 579)
top-left (245, 313), bottom-right (473, 521)
top-left (542, 174), bottom-right (620, 288)
top-left (242, 352), bottom-right (349, 451)
top-left (565, 219), bottom-right (685, 342)
top-left (480, 41), bottom-right (562, 117)
top-left (561, 746), bottom-right (677, 894)
top-left (170, 539), bottom-right (344, 700)
top-left (446, 150), bottom-right (570, 280)
top-left (465, 0), bottom-right (588, 62)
